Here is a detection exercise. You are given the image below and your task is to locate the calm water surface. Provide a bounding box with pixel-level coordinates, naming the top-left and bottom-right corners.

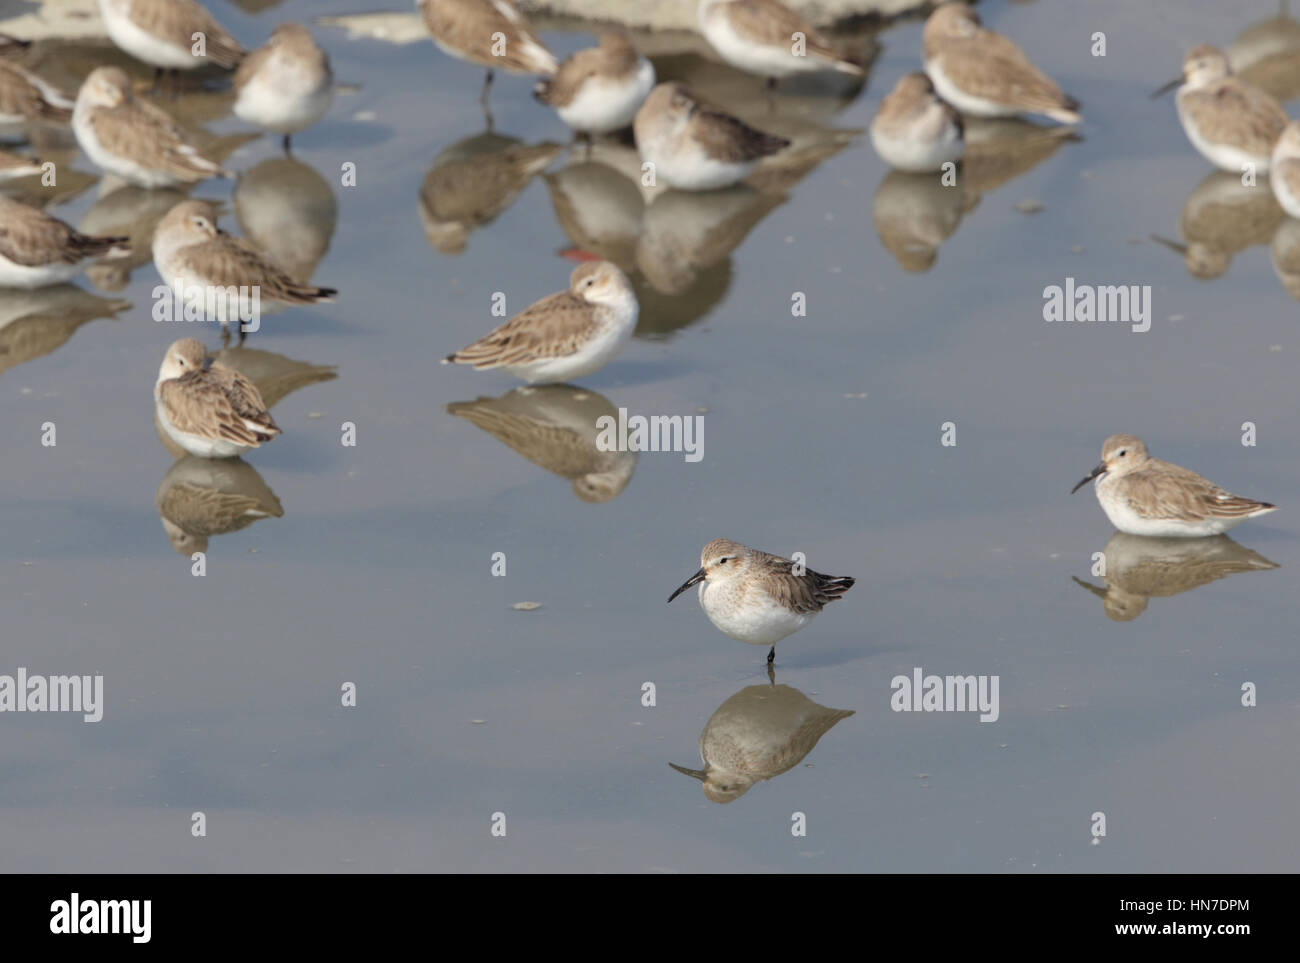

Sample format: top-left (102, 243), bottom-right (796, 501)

top-left (1, 0), bottom-right (1297, 871)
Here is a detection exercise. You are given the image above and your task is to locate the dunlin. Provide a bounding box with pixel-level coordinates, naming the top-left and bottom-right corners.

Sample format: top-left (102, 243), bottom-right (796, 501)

top-left (0, 285), bottom-right (129, 377)
top-left (634, 82), bottom-right (789, 191)
top-left (420, 133), bottom-right (563, 254)
top-left (417, 0), bottom-right (557, 106)
top-left (1073, 533), bottom-right (1278, 622)
top-left (1071, 434), bottom-right (1277, 537)
top-left (156, 455), bottom-right (284, 554)
top-left (533, 33), bottom-right (655, 136)
top-left (96, 0), bottom-right (244, 72)
top-left (696, 0), bottom-right (863, 85)
top-left (0, 195), bottom-right (129, 289)
top-left (670, 680), bottom-right (854, 802)
top-left (0, 59), bottom-right (74, 126)
top-left (155, 338), bottom-right (281, 459)
top-left (1271, 120), bottom-right (1300, 217)
top-left (668, 538), bottom-right (855, 663)
top-left (233, 22), bottom-right (334, 151)
top-left (447, 384), bottom-right (638, 501)
top-left (0, 150), bottom-right (42, 181)
top-left (73, 67), bottom-right (230, 187)
top-left (870, 72), bottom-right (964, 173)
top-left (234, 156), bottom-right (339, 284)
top-left (1154, 44), bottom-right (1287, 173)
top-left (153, 200), bottom-right (337, 341)
top-left (923, 2), bottom-right (1079, 125)
top-left (443, 260), bottom-right (637, 383)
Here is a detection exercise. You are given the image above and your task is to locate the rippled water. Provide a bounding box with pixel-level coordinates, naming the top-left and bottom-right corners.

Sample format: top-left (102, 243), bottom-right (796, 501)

top-left (1, 0), bottom-right (1297, 872)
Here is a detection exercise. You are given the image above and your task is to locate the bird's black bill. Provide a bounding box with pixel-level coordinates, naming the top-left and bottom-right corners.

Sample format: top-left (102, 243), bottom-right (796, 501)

top-left (667, 569), bottom-right (705, 603)
top-left (1071, 463), bottom-right (1106, 494)
top-left (1150, 77), bottom-right (1180, 99)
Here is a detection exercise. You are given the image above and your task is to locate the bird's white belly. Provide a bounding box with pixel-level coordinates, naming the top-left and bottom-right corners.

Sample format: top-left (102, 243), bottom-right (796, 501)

top-left (701, 12), bottom-right (815, 78)
top-left (103, 3), bottom-right (197, 69)
top-left (699, 582), bottom-right (810, 646)
top-left (870, 123), bottom-right (962, 172)
top-left (0, 252), bottom-right (77, 288)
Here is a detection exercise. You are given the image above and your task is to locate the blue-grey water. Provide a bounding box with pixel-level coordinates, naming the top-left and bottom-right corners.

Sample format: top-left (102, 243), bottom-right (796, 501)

top-left (1, 0), bottom-right (1297, 872)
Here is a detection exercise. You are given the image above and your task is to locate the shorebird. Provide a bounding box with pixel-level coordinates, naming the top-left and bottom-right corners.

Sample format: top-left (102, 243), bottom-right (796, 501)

top-left (155, 455), bottom-right (284, 555)
top-left (670, 680), bottom-right (855, 802)
top-left (1071, 434), bottom-right (1277, 537)
top-left (233, 22), bottom-right (334, 152)
top-left (96, 0), bottom-right (244, 77)
top-left (0, 150), bottom-right (43, 181)
top-left (417, 0), bottom-right (557, 114)
top-left (870, 72), bottom-right (964, 172)
top-left (72, 66), bottom-right (230, 187)
top-left (0, 195), bottom-right (129, 289)
top-left (633, 82), bottom-right (789, 191)
top-left (668, 538), bottom-right (855, 664)
top-left (1271, 120), bottom-right (1300, 216)
top-left (152, 199), bottom-right (337, 342)
top-left (696, 0), bottom-right (863, 87)
top-left (923, 2), bottom-right (1080, 125)
top-left (1154, 44), bottom-right (1287, 173)
top-left (533, 33), bottom-right (655, 137)
top-left (443, 260), bottom-right (638, 383)
top-left (0, 59), bottom-right (74, 127)
top-left (154, 338), bottom-right (281, 458)
top-left (447, 384), bottom-right (638, 501)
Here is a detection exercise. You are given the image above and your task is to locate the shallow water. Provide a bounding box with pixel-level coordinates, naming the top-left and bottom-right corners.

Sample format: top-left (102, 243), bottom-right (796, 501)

top-left (1, 0), bottom-right (1297, 872)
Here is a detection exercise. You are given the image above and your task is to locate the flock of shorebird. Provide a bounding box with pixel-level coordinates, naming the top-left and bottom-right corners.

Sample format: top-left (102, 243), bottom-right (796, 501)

top-left (0, 0), bottom-right (1285, 661)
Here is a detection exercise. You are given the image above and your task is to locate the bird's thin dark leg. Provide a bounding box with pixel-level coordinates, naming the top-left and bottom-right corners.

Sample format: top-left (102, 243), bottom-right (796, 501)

top-left (480, 69), bottom-right (495, 129)
top-left (767, 646), bottom-right (775, 664)
top-left (765, 77), bottom-right (777, 112)
top-left (282, 133), bottom-right (292, 154)
top-left (221, 324), bottom-right (232, 347)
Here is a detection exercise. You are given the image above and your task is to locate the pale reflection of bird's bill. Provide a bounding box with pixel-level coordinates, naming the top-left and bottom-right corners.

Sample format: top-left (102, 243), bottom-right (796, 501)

top-left (0, 283), bottom-right (128, 376)
top-left (234, 154), bottom-right (338, 284)
top-left (446, 384), bottom-right (637, 503)
top-left (1072, 533), bottom-right (1279, 622)
top-left (419, 131), bottom-right (563, 255)
top-left (670, 675), bottom-right (854, 804)
top-left (156, 455), bottom-right (284, 556)
top-left (1151, 170), bottom-right (1284, 280)
top-left (872, 169), bottom-right (966, 272)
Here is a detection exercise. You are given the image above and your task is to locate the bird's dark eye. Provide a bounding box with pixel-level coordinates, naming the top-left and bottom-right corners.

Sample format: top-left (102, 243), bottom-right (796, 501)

top-left (1119, 450), bottom-right (1126, 457)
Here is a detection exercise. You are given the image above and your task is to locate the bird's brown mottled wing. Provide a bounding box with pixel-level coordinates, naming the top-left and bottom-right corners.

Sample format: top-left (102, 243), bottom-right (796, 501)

top-left (943, 33), bottom-right (1070, 114)
top-left (160, 373), bottom-right (266, 446)
top-left (1126, 460), bottom-right (1273, 521)
top-left (727, 0), bottom-right (844, 63)
top-left (1186, 81), bottom-right (1288, 155)
top-left (449, 290), bottom-right (600, 367)
top-left (693, 108), bottom-right (789, 163)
